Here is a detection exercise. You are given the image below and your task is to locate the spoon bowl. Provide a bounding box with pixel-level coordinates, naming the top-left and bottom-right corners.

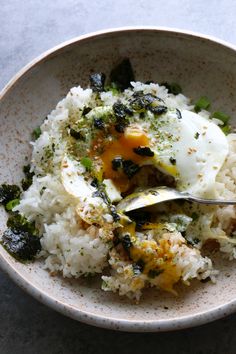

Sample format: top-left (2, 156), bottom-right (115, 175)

top-left (117, 186), bottom-right (236, 213)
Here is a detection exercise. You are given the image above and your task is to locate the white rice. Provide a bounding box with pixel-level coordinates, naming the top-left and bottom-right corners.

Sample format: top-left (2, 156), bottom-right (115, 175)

top-left (13, 81), bottom-right (236, 301)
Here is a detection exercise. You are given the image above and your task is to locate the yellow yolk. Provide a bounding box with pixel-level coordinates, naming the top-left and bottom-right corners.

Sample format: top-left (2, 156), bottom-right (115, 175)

top-left (130, 238), bottom-right (181, 293)
top-left (130, 239), bottom-right (171, 274)
top-left (100, 127), bottom-right (151, 192)
top-left (118, 213), bottom-right (181, 293)
top-left (158, 161), bottom-right (178, 177)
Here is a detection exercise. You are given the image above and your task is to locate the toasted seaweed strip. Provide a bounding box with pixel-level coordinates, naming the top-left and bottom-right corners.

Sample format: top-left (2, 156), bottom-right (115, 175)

top-left (133, 146), bottom-right (154, 157)
top-left (0, 184), bottom-right (21, 206)
top-left (110, 59), bottom-right (135, 90)
top-left (89, 73), bottom-right (106, 92)
top-left (21, 165), bottom-right (34, 191)
top-left (122, 160), bottom-right (140, 179)
top-left (1, 213), bottom-right (41, 261)
top-left (2, 228), bottom-right (41, 261)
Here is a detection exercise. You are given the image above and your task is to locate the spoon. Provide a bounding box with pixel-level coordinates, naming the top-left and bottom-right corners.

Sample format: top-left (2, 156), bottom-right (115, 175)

top-left (117, 186), bottom-right (236, 213)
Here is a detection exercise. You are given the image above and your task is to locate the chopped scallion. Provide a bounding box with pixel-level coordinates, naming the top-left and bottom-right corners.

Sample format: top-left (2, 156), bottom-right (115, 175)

top-left (81, 157), bottom-right (92, 171)
top-left (32, 127), bottom-right (42, 140)
top-left (221, 125), bottom-right (231, 135)
top-left (5, 199), bottom-right (20, 211)
top-left (212, 111), bottom-right (230, 125)
top-left (194, 96), bottom-right (210, 113)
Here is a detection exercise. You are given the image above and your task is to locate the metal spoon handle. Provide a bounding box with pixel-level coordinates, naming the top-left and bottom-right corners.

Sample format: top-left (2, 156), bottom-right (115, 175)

top-left (117, 186), bottom-right (236, 213)
top-left (186, 195), bottom-right (236, 205)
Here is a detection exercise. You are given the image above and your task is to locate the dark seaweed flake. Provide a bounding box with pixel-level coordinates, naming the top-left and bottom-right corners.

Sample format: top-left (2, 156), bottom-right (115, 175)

top-left (89, 73), bottom-right (106, 92)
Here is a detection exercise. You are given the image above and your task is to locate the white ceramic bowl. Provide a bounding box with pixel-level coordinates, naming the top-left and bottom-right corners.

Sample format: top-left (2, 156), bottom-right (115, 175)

top-left (1, 27), bottom-right (236, 332)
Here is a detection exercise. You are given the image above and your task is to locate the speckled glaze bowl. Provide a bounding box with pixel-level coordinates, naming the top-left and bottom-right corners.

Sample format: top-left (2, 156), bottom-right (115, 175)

top-left (1, 27), bottom-right (236, 332)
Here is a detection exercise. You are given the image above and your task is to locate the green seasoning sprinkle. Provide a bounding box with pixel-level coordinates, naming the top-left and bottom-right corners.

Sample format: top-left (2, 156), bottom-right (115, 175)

top-left (194, 96), bottom-right (210, 113)
top-left (81, 157), bottom-right (92, 171)
top-left (212, 111), bottom-right (230, 125)
top-left (32, 127), bottom-right (42, 140)
top-left (5, 199), bottom-right (20, 211)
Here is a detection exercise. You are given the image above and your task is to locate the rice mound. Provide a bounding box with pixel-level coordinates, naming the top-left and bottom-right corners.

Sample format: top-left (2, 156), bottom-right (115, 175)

top-left (14, 81), bottom-right (236, 301)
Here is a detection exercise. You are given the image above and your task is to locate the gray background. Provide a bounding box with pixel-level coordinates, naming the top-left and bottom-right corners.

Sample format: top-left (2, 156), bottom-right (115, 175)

top-left (1, 1), bottom-right (236, 353)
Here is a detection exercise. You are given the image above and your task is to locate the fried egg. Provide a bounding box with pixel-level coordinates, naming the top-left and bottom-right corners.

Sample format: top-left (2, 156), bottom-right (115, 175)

top-left (61, 155), bottom-right (95, 200)
top-left (151, 109), bottom-right (229, 197)
top-left (61, 155), bottom-right (121, 205)
top-left (61, 107), bottom-right (229, 204)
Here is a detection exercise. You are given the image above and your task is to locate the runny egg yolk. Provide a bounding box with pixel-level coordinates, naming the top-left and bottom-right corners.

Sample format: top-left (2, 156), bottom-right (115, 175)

top-left (100, 126), bottom-right (152, 192)
top-left (120, 218), bottom-right (181, 293)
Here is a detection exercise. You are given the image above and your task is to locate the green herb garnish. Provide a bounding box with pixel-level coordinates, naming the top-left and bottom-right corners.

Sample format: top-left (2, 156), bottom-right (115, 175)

top-left (221, 125), bottom-right (231, 135)
top-left (7, 213), bottom-right (38, 236)
top-left (210, 111), bottom-right (231, 135)
top-left (212, 111), bottom-right (230, 125)
top-left (81, 157), bottom-right (92, 171)
top-left (5, 199), bottom-right (20, 211)
top-left (32, 127), bottom-right (42, 140)
top-left (194, 96), bottom-right (211, 113)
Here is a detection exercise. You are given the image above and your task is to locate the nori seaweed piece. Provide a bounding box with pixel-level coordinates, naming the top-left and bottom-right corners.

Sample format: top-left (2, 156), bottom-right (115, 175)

top-left (0, 184), bottom-right (21, 205)
top-left (2, 228), bottom-right (41, 261)
top-left (133, 146), bottom-right (154, 157)
top-left (121, 234), bottom-right (132, 251)
top-left (89, 73), bottom-right (106, 92)
top-left (110, 59), bottom-right (135, 90)
top-left (111, 157), bottom-right (123, 171)
top-left (69, 128), bottom-right (84, 140)
top-left (132, 259), bottom-right (145, 274)
top-left (21, 165), bottom-right (34, 191)
top-left (93, 117), bottom-right (105, 130)
top-left (122, 160), bottom-right (140, 179)
top-left (149, 105), bottom-right (167, 115)
top-left (161, 82), bottom-right (182, 95)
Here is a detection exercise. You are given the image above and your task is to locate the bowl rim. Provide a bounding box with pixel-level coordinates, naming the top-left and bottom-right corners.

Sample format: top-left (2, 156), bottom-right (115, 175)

top-left (1, 26), bottom-right (236, 332)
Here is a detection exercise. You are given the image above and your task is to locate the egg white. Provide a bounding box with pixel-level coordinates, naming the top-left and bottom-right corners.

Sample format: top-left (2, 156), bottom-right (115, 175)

top-left (151, 109), bottom-right (229, 197)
